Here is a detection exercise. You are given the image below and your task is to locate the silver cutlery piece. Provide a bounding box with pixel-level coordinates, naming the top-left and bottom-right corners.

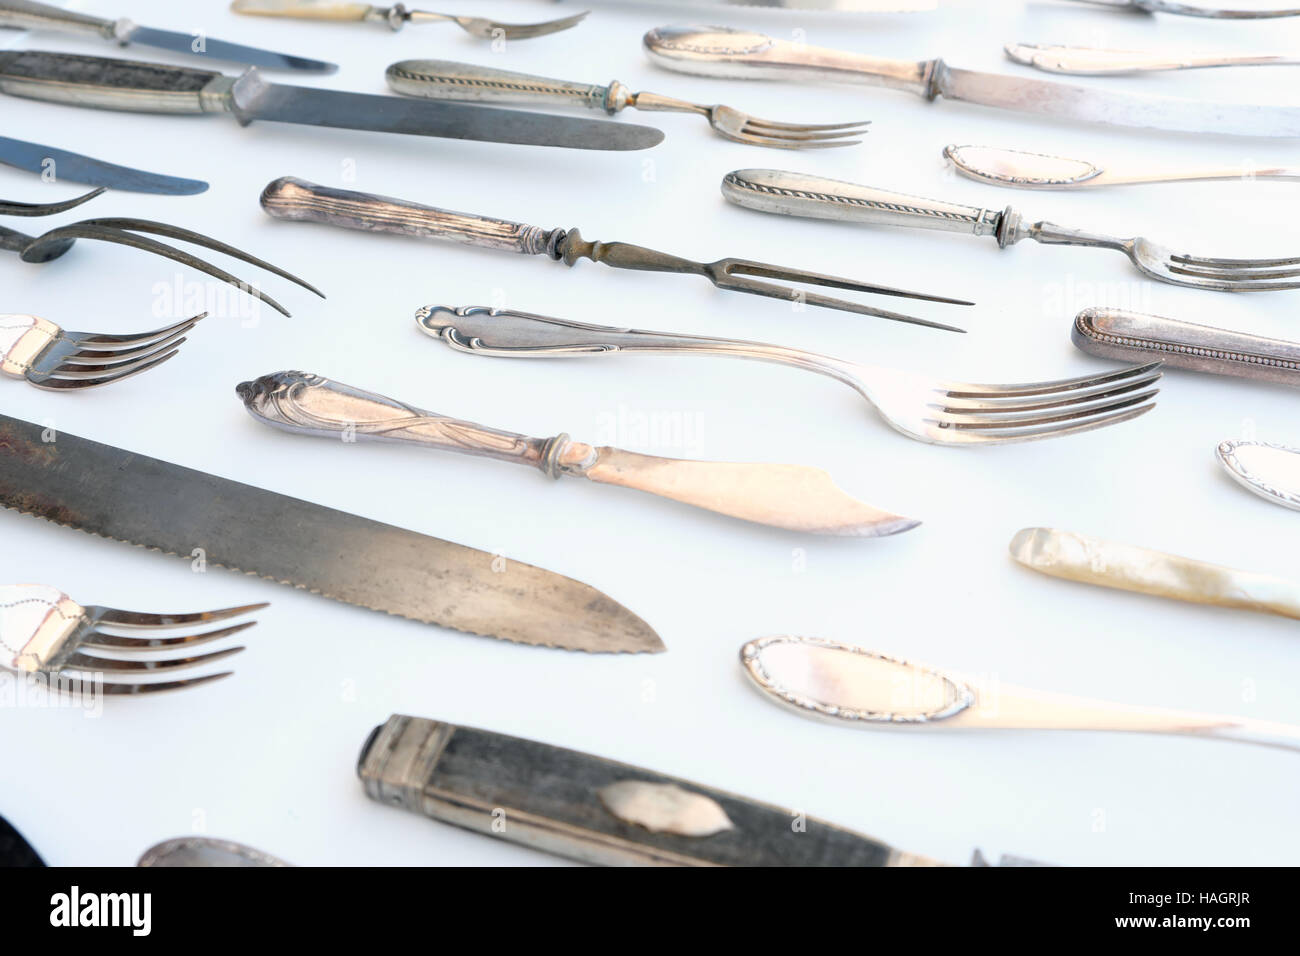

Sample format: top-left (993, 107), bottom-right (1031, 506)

top-left (0, 0), bottom-right (337, 73)
top-left (1073, 307), bottom-right (1300, 386)
top-left (944, 144), bottom-right (1300, 190)
top-left (742, 635), bottom-right (1300, 753)
top-left (1005, 41), bottom-right (1300, 75)
top-left (0, 187), bottom-right (322, 318)
top-left (2, 312), bottom-right (205, 390)
top-left (0, 136), bottom-right (208, 195)
top-left (417, 304), bottom-right (1161, 446)
top-left (1011, 527), bottom-right (1300, 622)
top-left (1064, 0), bottom-right (1300, 19)
top-left (238, 369), bottom-right (918, 537)
top-left (0, 584), bottom-right (261, 695)
top-left (1218, 440), bottom-right (1300, 511)
top-left (360, 712), bottom-right (1042, 866)
top-left (0, 186), bottom-right (104, 217)
top-left (386, 59), bottom-right (870, 149)
top-left (722, 168), bottom-right (1300, 293)
top-left (138, 837), bottom-right (291, 867)
top-left (231, 0), bottom-right (588, 40)
top-left (0, 51), bottom-right (662, 153)
top-left (596, 0), bottom-right (936, 9)
top-left (260, 177), bottom-right (969, 331)
top-left (643, 25), bottom-right (1300, 138)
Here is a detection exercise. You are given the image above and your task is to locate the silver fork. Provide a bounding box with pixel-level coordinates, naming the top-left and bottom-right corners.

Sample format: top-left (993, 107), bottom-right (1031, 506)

top-left (231, 1), bottom-right (589, 39)
top-left (417, 305), bottom-right (1162, 446)
top-left (0, 584), bottom-right (262, 694)
top-left (721, 169), bottom-right (1300, 292)
top-left (385, 60), bottom-right (870, 149)
top-left (1, 313), bottom-right (205, 390)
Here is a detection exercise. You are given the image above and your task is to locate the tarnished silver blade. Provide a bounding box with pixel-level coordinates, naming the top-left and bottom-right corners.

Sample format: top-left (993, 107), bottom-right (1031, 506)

top-left (937, 66), bottom-right (1300, 138)
top-left (0, 415), bottom-right (662, 654)
top-left (126, 26), bottom-right (337, 74)
top-left (233, 82), bottom-right (665, 151)
top-left (584, 448), bottom-right (919, 537)
top-left (0, 136), bottom-right (208, 195)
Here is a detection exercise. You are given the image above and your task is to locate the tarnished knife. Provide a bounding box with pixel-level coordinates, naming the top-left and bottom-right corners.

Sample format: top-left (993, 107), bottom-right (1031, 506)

top-left (643, 25), bottom-right (1300, 138)
top-left (0, 134), bottom-right (208, 195)
top-left (236, 370), bottom-right (918, 537)
top-left (0, 51), bottom-right (664, 152)
top-left (0, 0), bottom-right (338, 73)
top-left (0, 413), bottom-right (662, 653)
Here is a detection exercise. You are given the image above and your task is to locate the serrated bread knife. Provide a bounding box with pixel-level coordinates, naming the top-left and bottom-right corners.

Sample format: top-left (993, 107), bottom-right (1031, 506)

top-left (0, 413), bottom-right (662, 653)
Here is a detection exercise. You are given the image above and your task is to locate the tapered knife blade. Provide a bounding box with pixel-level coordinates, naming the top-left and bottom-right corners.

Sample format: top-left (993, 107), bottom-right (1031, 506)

top-left (0, 135), bottom-right (208, 194)
top-left (0, 414), bottom-right (662, 653)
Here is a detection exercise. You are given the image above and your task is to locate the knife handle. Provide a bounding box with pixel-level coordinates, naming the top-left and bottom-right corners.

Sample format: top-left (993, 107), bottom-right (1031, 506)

top-left (230, 0), bottom-right (380, 22)
top-left (387, 59), bottom-right (626, 113)
top-left (0, 0), bottom-right (117, 38)
top-left (0, 51), bottom-right (230, 114)
top-left (259, 178), bottom-right (559, 255)
top-left (643, 25), bottom-right (938, 98)
top-left (721, 168), bottom-right (1005, 240)
top-left (236, 370), bottom-right (596, 477)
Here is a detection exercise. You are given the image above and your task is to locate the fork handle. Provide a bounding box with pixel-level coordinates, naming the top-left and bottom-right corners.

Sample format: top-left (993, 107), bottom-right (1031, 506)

top-left (387, 59), bottom-right (630, 113)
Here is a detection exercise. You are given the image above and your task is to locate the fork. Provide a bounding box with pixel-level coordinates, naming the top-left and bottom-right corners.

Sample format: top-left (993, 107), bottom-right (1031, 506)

top-left (385, 60), bottom-right (870, 149)
top-left (0, 584), bottom-right (262, 695)
top-left (231, 1), bottom-right (589, 39)
top-left (721, 169), bottom-right (1300, 293)
top-left (417, 305), bottom-right (1161, 446)
top-left (1, 312), bottom-right (205, 390)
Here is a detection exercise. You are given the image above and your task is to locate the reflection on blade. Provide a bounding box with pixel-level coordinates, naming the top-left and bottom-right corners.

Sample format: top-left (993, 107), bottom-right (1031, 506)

top-left (0, 136), bottom-right (208, 195)
top-left (126, 26), bottom-right (337, 74)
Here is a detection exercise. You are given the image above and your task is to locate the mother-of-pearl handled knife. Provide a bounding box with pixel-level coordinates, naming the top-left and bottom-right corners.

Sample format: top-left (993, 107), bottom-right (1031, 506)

top-left (1010, 527), bottom-right (1300, 621)
top-left (740, 635), bottom-right (1300, 753)
top-left (944, 145), bottom-right (1300, 189)
top-left (237, 370), bottom-right (917, 537)
top-left (1218, 440), bottom-right (1300, 512)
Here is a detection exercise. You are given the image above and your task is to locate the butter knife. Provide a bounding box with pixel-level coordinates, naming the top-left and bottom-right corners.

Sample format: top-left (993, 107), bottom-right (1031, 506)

top-left (741, 635), bottom-right (1300, 753)
top-left (1072, 307), bottom-right (1300, 386)
top-left (237, 370), bottom-right (917, 537)
top-left (643, 25), bottom-right (1300, 137)
top-left (359, 713), bottom-right (1042, 866)
top-left (944, 145), bottom-right (1300, 190)
top-left (1005, 42), bottom-right (1300, 75)
top-left (1217, 440), bottom-right (1300, 512)
top-left (1010, 526), bottom-right (1300, 621)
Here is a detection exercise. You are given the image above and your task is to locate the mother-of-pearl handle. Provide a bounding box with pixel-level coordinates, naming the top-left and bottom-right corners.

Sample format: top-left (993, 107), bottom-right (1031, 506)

top-left (0, 314), bottom-right (58, 379)
top-left (0, 584), bottom-right (84, 672)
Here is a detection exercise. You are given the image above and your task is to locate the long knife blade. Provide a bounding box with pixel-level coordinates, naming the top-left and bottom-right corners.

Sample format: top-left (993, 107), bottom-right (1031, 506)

top-left (0, 134), bottom-right (208, 194)
top-left (124, 25), bottom-right (337, 74)
top-left (226, 73), bottom-right (665, 150)
top-left (0, 414), bottom-right (663, 653)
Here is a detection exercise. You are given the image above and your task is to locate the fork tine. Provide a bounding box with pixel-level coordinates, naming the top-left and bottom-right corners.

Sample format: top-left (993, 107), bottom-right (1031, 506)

top-left (716, 271), bottom-right (967, 331)
top-left (92, 673), bottom-right (234, 695)
top-left (735, 133), bottom-right (864, 150)
top-left (1169, 263), bottom-right (1300, 281)
top-left (930, 403), bottom-right (1157, 446)
top-left (1172, 253), bottom-right (1300, 268)
top-left (741, 125), bottom-right (871, 142)
top-left (60, 328), bottom-right (192, 366)
top-left (83, 620), bottom-right (257, 650)
top-left (940, 377), bottom-right (1162, 415)
top-left (73, 314), bottom-right (205, 348)
top-left (942, 361), bottom-right (1162, 397)
top-left (94, 602), bottom-right (269, 628)
top-left (725, 260), bottom-right (975, 306)
top-left (741, 119), bottom-right (873, 133)
top-left (32, 350), bottom-right (179, 390)
top-left (482, 11), bottom-right (589, 38)
top-left (934, 391), bottom-right (1156, 430)
top-left (62, 646), bottom-right (244, 674)
top-left (0, 187), bottom-right (106, 217)
top-left (48, 344), bottom-right (186, 379)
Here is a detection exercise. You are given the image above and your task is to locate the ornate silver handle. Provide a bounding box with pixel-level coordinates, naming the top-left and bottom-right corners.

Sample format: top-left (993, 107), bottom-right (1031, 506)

top-left (0, 50), bottom-right (229, 114)
top-left (236, 370), bottom-right (581, 474)
top-left (642, 25), bottom-right (937, 98)
top-left (259, 177), bottom-right (557, 254)
top-left (1005, 42), bottom-right (1299, 75)
top-left (0, 0), bottom-right (119, 38)
top-left (721, 168), bottom-right (1004, 238)
top-left (387, 59), bottom-right (628, 113)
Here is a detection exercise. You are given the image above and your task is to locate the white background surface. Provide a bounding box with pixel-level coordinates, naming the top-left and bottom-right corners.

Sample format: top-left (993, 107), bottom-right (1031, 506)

top-left (2, 0), bottom-right (1299, 867)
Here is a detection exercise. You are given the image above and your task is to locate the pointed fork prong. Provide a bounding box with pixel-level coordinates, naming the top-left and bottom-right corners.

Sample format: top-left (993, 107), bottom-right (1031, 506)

top-left (927, 401), bottom-right (1157, 445)
top-left (735, 133), bottom-right (864, 150)
top-left (0, 187), bottom-right (106, 217)
top-left (936, 388), bottom-right (1160, 425)
top-left (62, 646), bottom-right (244, 674)
top-left (92, 602), bottom-right (269, 629)
top-left (72, 314), bottom-right (206, 349)
top-left (93, 673), bottom-right (234, 695)
top-left (82, 619), bottom-right (257, 650)
top-left (743, 118), bottom-right (873, 133)
top-left (742, 125), bottom-right (871, 142)
top-left (941, 362), bottom-right (1163, 398)
top-left (939, 376), bottom-right (1162, 416)
top-left (58, 329), bottom-right (192, 367)
top-left (721, 259), bottom-right (975, 306)
top-left (31, 350), bottom-right (179, 390)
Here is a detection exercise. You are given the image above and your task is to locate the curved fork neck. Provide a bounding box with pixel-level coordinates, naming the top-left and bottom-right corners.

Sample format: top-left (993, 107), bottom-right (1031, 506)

top-left (626, 91), bottom-right (708, 117)
top-left (0, 225), bottom-right (35, 253)
top-left (1025, 220), bottom-right (1129, 251)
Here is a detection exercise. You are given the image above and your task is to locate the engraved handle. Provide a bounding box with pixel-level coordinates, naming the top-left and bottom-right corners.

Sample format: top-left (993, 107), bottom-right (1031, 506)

top-left (721, 169), bottom-right (1004, 239)
top-left (0, 51), bottom-right (228, 114)
top-left (0, 583), bottom-right (83, 674)
top-left (0, 0), bottom-right (116, 37)
top-left (230, 0), bottom-right (379, 22)
top-left (1005, 42), bottom-right (1299, 75)
top-left (259, 178), bottom-right (556, 254)
top-left (642, 25), bottom-right (936, 98)
top-left (387, 59), bottom-right (622, 112)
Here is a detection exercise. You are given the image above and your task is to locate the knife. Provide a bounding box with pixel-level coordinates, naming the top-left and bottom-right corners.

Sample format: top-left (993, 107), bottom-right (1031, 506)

top-left (236, 370), bottom-right (919, 537)
top-left (0, 0), bottom-right (338, 73)
top-left (0, 134), bottom-right (208, 195)
top-left (642, 25), bottom-right (1300, 138)
top-left (1010, 527), bottom-right (1300, 621)
top-left (0, 413), bottom-right (662, 653)
top-left (1218, 440), bottom-right (1300, 512)
top-left (358, 713), bottom-right (1042, 866)
top-left (0, 51), bottom-right (664, 152)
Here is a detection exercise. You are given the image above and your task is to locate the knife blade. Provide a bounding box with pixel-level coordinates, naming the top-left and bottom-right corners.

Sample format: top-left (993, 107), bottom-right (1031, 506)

top-left (642, 25), bottom-right (1300, 138)
top-left (0, 413), bottom-right (663, 653)
top-left (0, 0), bottom-right (337, 73)
top-left (0, 134), bottom-right (208, 194)
top-left (1217, 440), bottom-right (1300, 512)
top-left (0, 51), bottom-right (664, 152)
top-left (236, 371), bottom-right (918, 537)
